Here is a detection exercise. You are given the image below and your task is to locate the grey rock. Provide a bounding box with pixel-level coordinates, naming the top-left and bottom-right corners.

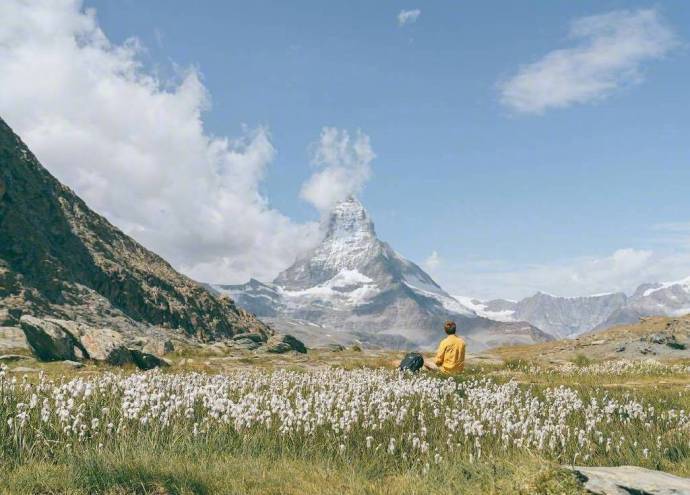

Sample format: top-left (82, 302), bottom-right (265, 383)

top-left (648, 333), bottom-right (670, 344)
top-left (326, 343), bottom-right (345, 352)
top-left (142, 337), bottom-right (175, 356)
top-left (265, 333), bottom-right (307, 354)
top-left (570, 465), bottom-right (690, 495)
top-left (130, 349), bottom-right (169, 370)
top-left (615, 346), bottom-right (626, 353)
top-left (62, 360), bottom-right (84, 369)
top-left (10, 366), bottom-right (39, 373)
top-left (78, 327), bottom-right (132, 365)
top-left (19, 315), bottom-right (83, 361)
top-left (232, 332), bottom-right (265, 343)
top-left (232, 338), bottom-right (261, 351)
top-left (0, 327), bottom-right (29, 351)
top-left (0, 354), bottom-right (30, 363)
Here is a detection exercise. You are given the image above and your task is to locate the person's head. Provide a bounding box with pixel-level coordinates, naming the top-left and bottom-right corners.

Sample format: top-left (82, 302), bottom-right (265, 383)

top-left (444, 320), bottom-right (457, 335)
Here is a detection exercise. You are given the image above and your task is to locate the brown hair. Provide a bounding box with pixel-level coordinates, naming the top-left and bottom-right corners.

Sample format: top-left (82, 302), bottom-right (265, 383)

top-left (444, 320), bottom-right (457, 334)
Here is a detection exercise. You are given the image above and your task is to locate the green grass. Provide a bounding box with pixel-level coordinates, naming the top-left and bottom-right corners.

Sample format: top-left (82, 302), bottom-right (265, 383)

top-left (1, 439), bottom-right (586, 495)
top-left (1, 356), bottom-right (689, 494)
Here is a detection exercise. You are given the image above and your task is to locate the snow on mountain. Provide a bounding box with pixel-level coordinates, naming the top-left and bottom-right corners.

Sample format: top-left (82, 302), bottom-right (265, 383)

top-left (214, 196), bottom-right (550, 349)
top-left (461, 276), bottom-right (690, 339)
top-left (453, 297), bottom-right (517, 323)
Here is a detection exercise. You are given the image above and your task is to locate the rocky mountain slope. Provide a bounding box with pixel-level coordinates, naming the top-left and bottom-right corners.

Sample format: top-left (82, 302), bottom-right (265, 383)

top-left (485, 313), bottom-right (690, 364)
top-left (461, 277), bottom-right (690, 338)
top-left (214, 197), bottom-right (552, 350)
top-left (0, 116), bottom-right (269, 345)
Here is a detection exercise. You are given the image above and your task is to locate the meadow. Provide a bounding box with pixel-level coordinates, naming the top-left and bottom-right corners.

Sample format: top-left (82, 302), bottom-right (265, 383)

top-left (1, 356), bottom-right (689, 495)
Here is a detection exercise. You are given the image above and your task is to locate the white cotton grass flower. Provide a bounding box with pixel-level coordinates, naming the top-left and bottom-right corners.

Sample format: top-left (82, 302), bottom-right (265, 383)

top-left (0, 365), bottom-right (686, 472)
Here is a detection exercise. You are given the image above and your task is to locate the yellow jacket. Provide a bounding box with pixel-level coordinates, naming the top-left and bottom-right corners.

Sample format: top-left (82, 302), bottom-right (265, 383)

top-left (434, 334), bottom-right (466, 373)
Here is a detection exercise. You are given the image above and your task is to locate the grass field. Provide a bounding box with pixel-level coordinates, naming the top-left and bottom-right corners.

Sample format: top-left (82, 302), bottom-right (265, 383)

top-left (1, 351), bottom-right (689, 495)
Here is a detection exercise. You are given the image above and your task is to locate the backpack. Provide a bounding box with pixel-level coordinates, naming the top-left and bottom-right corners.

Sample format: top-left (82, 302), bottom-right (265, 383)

top-left (399, 352), bottom-right (424, 373)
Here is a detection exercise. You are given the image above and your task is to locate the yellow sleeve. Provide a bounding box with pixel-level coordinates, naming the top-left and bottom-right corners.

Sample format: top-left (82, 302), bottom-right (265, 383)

top-left (434, 340), bottom-right (446, 366)
top-left (459, 341), bottom-right (466, 370)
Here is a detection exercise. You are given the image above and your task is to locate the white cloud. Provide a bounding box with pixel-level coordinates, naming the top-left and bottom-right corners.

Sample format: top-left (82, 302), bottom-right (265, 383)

top-left (424, 251), bottom-right (442, 271)
top-left (499, 9), bottom-right (678, 114)
top-left (300, 127), bottom-right (375, 212)
top-left (397, 9), bottom-right (421, 27)
top-left (0, 0), bottom-right (321, 284)
top-left (440, 246), bottom-right (690, 301)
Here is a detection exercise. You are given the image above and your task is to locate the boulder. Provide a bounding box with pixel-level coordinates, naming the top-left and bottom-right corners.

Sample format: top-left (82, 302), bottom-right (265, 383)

top-left (142, 337), bottom-right (175, 356)
top-left (265, 334), bottom-right (307, 354)
top-left (0, 326), bottom-right (30, 351)
top-left (19, 315), bottom-right (83, 361)
top-left (570, 465), bottom-right (690, 495)
top-left (79, 327), bottom-right (132, 365)
top-left (232, 338), bottom-right (261, 351)
top-left (232, 332), bottom-right (266, 343)
top-left (130, 349), bottom-right (169, 370)
top-left (62, 360), bottom-right (84, 369)
top-left (326, 343), bottom-right (345, 352)
top-left (0, 354), bottom-right (30, 363)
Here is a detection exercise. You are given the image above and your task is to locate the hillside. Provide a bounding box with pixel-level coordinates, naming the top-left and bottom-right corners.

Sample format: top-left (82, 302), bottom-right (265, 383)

top-left (0, 116), bottom-right (268, 342)
top-left (485, 313), bottom-right (690, 363)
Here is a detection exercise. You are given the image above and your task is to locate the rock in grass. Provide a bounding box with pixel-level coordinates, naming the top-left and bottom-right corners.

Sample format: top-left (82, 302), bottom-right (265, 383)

top-left (232, 332), bottom-right (266, 343)
top-left (130, 349), bottom-right (169, 370)
top-left (570, 465), bottom-right (690, 495)
top-left (0, 353), bottom-right (30, 362)
top-left (79, 327), bottom-right (132, 365)
top-left (19, 315), bottom-right (83, 361)
top-left (265, 334), bottom-right (307, 354)
top-left (62, 360), bottom-right (84, 369)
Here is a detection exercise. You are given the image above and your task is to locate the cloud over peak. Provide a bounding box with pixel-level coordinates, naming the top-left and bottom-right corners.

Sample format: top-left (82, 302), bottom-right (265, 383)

top-left (300, 127), bottom-right (375, 212)
top-left (499, 9), bottom-right (678, 114)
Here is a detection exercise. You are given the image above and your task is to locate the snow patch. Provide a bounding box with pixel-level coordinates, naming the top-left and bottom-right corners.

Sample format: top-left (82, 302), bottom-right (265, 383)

top-left (453, 296), bottom-right (517, 322)
top-left (643, 276), bottom-right (690, 297)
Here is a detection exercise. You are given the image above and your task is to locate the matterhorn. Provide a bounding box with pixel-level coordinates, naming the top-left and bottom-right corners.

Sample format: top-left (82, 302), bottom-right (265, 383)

top-left (213, 196), bottom-right (551, 349)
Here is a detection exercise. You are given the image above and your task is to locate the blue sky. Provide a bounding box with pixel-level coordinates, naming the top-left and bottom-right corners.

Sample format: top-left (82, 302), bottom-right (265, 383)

top-left (2, 1), bottom-right (690, 299)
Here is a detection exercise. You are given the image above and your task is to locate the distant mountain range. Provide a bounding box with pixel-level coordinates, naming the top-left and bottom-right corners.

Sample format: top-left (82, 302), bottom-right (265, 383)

top-left (213, 197), bottom-right (552, 350)
top-left (458, 278), bottom-right (690, 338)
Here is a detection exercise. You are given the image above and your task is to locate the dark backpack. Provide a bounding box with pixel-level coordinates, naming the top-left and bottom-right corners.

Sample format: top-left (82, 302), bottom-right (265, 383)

top-left (399, 352), bottom-right (424, 373)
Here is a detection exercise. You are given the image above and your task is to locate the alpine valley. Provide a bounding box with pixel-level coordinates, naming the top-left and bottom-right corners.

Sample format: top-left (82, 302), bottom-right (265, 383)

top-left (212, 197), bottom-right (552, 350)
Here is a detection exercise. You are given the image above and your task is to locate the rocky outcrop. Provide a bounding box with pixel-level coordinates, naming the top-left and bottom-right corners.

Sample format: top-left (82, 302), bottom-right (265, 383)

top-left (0, 116), bottom-right (270, 343)
top-left (19, 315), bottom-right (85, 361)
top-left (570, 465), bottom-right (690, 495)
top-left (17, 315), bottom-right (175, 369)
top-left (265, 334), bottom-right (307, 354)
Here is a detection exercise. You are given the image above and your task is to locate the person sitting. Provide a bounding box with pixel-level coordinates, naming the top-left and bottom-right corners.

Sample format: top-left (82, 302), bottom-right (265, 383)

top-left (428, 320), bottom-right (466, 374)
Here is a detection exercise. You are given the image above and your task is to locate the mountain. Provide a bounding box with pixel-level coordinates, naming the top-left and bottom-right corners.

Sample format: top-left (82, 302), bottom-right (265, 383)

top-left (461, 277), bottom-right (690, 338)
top-left (485, 313), bottom-right (690, 364)
top-left (0, 116), bottom-right (268, 342)
top-left (215, 197), bottom-right (552, 349)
